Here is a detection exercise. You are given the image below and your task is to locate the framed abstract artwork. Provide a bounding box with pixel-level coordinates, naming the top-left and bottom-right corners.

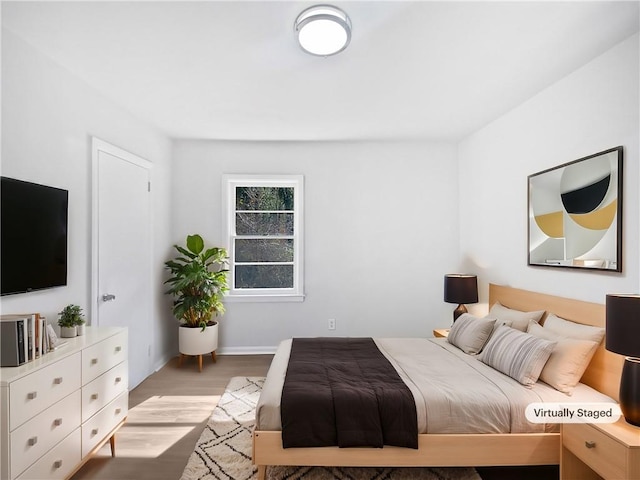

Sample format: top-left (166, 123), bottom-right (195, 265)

top-left (528, 146), bottom-right (623, 272)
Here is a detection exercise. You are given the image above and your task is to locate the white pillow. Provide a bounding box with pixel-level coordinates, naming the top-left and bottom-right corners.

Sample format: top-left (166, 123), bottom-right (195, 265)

top-left (543, 313), bottom-right (605, 344)
top-left (487, 302), bottom-right (545, 332)
top-left (527, 321), bottom-right (599, 394)
top-left (447, 314), bottom-right (496, 354)
top-left (479, 325), bottom-right (555, 385)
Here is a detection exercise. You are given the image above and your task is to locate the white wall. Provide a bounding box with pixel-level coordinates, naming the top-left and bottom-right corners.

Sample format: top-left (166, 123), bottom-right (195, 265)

top-left (6, 23), bottom-right (634, 365)
top-left (171, 140), bottom-right (459, 352)
top-left (1, 31), bottom-right (175, 371)
top-left (458, 33), bottom-right (640, 310)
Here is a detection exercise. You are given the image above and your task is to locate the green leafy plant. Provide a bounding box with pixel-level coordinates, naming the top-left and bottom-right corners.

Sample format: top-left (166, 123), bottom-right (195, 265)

top-left (58, 304), bottom-right (85, 328)
top-left (164, 234), bottom-right (229, 330)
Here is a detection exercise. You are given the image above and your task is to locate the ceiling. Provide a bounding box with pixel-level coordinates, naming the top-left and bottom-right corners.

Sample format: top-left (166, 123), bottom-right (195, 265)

top-left (2, 1), bottom-right (639, 142)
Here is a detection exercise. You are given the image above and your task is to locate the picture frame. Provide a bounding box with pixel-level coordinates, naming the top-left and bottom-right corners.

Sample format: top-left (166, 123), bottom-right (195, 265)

top-left (528, 146), bottom-right (623, 272)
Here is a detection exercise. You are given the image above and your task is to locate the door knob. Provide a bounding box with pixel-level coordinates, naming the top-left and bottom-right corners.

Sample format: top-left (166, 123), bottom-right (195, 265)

top-left (102, 294), bottom-right (116, 302)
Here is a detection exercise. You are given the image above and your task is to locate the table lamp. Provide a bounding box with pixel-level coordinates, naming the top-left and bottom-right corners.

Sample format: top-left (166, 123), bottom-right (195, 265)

top-left (444, 274), bottom-right (478, 322)
top-left (606, 294), bottom-right (640, 427)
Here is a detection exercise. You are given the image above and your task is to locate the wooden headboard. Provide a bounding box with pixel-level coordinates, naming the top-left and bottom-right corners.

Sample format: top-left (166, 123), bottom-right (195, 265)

top-left (489, 283), bottom-right (623, 401)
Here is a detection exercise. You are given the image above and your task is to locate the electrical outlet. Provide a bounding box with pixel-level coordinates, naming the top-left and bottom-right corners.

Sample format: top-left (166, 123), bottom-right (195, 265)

top-left (328, 318), bottom-right (336, 330)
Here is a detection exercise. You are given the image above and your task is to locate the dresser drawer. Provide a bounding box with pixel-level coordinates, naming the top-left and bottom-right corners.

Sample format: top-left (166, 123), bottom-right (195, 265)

top-left (82, 331), bottom-right (127, 385)
top-left (563, 423), bottom-right (626, 479)
top-left (81, 390), bottom-right (128, 457)
top-left (10, 391), bottom-right (81, 478)
top-left (81, 361), bottom-right (128, 422)
top-left (16, 428), bottom-right (81, 480)
top-left (9, 353), bottom-right (81, 430)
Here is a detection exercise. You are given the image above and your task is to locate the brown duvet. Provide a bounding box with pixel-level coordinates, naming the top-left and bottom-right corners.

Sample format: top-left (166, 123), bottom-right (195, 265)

top-left (280, 337), bottom-right (418, 449)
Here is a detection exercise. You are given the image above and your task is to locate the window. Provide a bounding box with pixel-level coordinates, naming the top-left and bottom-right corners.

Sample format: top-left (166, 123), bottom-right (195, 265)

top-left (223, 175), bottom-right (304, 301)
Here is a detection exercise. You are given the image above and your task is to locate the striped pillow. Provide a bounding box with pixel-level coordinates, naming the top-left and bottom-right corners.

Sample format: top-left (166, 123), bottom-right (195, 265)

top-left (447, 314), bottom-right (496, 354)
top-left (479, 325), bottom-right (556, 385)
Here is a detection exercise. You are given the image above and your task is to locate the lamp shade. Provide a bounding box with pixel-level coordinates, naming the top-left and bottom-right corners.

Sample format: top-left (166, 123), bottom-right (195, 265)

top-left (444, 275), bottom-right (478, 304)
top-left (606, 293), bottom-right (640, 427)
top-left (606, 294), bottom-right (640, 357)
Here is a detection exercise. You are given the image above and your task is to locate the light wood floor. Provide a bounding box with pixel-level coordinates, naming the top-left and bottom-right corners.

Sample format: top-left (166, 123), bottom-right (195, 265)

top-left (72, 354), bottom-right (273, 480)
top-left (71, 353), bottom-right (557, 480)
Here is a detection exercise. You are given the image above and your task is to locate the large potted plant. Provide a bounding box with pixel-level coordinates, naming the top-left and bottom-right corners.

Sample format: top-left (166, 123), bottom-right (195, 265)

top-left (164, 234), bottom-right (228, 370)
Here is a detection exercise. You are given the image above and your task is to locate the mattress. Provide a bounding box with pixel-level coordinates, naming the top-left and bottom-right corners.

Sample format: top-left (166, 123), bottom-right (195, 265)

top-left (255, 337), bottom-right (615, 434)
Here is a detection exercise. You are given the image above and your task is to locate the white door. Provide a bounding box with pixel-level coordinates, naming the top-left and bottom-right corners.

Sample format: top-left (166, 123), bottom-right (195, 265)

top-left (92, 138), bottom-right (152, 389)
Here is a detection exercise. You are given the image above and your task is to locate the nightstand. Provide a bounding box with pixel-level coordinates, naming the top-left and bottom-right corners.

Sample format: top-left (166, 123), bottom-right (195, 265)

top-left (433, 328), bottom-right (450, 338)
top-left (561, 420), bottom-right (640, 479)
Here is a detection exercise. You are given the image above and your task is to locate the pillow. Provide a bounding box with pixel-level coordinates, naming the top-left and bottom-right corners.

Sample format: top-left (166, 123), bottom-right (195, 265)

top-left (487, 302), bottom-right (545, 332)
top-left (527, 322), bottom-right (599, 394)
top-left (543, 313), bottom-right (605, 344)
top-left (447, 314), bottom-right (496, 354)
top-left (490, 318), bottom-right (513, 336)
top-left (479, 325), bottom-right (555, 385)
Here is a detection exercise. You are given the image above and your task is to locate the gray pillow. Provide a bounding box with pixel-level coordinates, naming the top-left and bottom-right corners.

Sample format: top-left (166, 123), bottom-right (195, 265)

top-left (479, 325), bottom-right (555, 385)
top-left (447, 313), bottom-right (496, 355)
top-left (527, 321), bottom-right (599, 394)
top-left (487, 302), bottom-right (545, 332)
top-left (543, 313), bottom-right (605, 344)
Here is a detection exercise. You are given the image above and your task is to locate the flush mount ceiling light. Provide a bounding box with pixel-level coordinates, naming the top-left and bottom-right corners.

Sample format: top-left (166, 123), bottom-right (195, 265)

top-left (295, 5), bottom-right (352, 56)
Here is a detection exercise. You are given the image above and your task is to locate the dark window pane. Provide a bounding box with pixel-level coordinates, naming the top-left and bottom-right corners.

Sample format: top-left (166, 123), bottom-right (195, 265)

top-left (236, 187), bottom-right (294, 211)
top-left (235, 265), bottom-right (294, 289)
top-left (235, 239), bottom-right (294, 262)
top-left (236, 212), bottom-right (293, 236)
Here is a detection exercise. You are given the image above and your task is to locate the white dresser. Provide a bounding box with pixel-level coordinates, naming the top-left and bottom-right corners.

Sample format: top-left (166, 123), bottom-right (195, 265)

top-left (0, 327), bottom-right (128, 480)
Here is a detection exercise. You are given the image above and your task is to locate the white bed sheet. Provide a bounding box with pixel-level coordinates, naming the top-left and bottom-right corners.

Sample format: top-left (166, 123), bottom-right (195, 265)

top-left (255, 337), bottom-right (615, 434)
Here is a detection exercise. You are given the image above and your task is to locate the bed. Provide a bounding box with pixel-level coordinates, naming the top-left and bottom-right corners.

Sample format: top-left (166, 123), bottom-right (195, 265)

top-left (252, 284), bottom-right (624, 480)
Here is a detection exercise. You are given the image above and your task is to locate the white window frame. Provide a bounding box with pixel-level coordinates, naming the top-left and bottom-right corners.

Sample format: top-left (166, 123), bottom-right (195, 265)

top-left (222, 174), bottom-right (304, 302)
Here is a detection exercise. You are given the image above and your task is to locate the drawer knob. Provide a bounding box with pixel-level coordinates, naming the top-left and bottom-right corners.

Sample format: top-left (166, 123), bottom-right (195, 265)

top-left (53, 460), bottom-right (63, 469)
top-left (91, 393), bottom-right (99, 400)
top-left (585, 440), bottom-right (596, 449)
top-left (54, 418), bottom-right (63, 426)
top-left (28, 436), bottom-right (38, 446)
top-left (115, 346), bottom-right (122, 352)
top-left (91, 358), bottom-right (99, 365)
top-left (92, 428), bottom-right (99, 436)
top-left (115, 408), bottom-right (122, 415)
top-left (53, 377), bottom-right (63, 385)
top-left (115, 376), bottom-right (122, 383)
top-left (27, 391), bottom-right (37, 400)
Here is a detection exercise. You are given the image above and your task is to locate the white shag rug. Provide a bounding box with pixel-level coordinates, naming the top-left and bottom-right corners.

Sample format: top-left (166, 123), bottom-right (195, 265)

top-left (181, 377), bottom-right (481, 480)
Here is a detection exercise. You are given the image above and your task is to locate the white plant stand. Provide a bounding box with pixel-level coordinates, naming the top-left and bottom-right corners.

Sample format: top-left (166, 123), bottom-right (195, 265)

top-left (178, 323), bottom-right (218, 372)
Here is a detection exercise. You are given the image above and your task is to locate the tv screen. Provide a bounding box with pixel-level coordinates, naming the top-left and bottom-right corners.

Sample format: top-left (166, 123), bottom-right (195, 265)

top-left (1, 177), bottom-right (69, 295)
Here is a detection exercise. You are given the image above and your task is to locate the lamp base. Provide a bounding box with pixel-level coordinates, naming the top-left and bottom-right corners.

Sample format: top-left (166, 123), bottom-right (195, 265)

top-left (620, 357), bottom-right (640, 427)
top-left (453, 304), bottom-right (468, 322)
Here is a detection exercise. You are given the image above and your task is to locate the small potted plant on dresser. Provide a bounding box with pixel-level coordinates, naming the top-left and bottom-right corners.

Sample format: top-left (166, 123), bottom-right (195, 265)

top-left (164, 234), bottom-right (228, 371)
top-left (58, 304), bottom-right (85, 337)
top-left (74, 307), bottom-right (86, 335)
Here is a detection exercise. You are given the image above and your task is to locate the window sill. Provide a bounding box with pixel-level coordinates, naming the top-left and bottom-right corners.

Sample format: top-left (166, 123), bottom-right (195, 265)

top-left (225, 294), bottom-right (305, 303)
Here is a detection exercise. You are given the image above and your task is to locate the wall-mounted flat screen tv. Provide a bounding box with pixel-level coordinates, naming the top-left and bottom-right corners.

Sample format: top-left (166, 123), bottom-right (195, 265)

top-left (1, 177), bottom-right (69, 295)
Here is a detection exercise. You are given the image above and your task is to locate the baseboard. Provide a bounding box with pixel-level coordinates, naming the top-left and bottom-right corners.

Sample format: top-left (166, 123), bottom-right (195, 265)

top-left (151, 347), bottom-right (276, 372)
top-left (154, 353), bottom-right (176, 372)
top-left (217, 346), bottom-right (278, 355)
